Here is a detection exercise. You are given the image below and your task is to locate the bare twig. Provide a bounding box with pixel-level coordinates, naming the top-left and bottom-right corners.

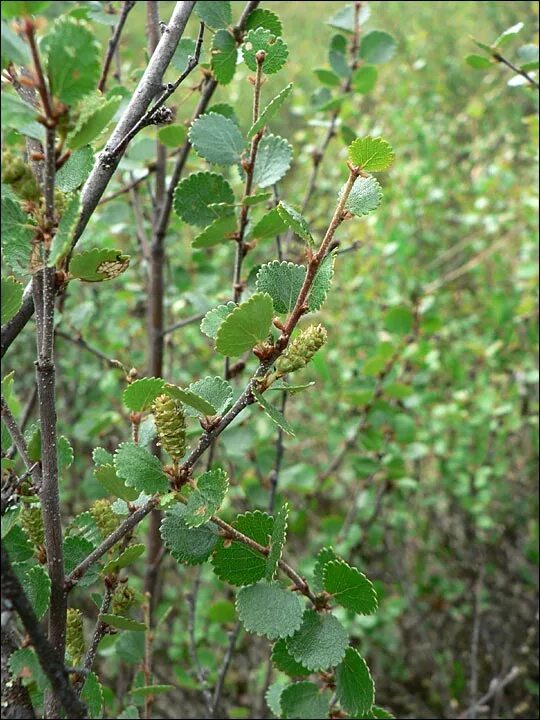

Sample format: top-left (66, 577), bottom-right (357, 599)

top-left (55, 328), bottom-right (126, 371)
top-left (210, 622), bottom-right (242, 718)
top-left (493, 51), bottom-right (539, 89)
top-left (162, 311), bottom-right (206, 336)
top-left (186, 568), bottom-right (214, 714)
top-left (97, 1), bottom-right (136, 92)
top-left (458, 666), bottom-right (522, 719)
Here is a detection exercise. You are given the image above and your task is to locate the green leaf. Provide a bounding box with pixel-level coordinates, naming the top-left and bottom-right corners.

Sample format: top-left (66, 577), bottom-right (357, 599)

top-left (277, 202), bottom-right (313, 245)
top-left (207, 600), bottom-right (236, 623)
top-left (118, 706), bottom-right (140, 719)
top-left (65, 511), bottom-right (102, 546)
top-left (210, 29), bottom-right (237, 85)
top-left (162, 384), bottom-right (216, 416)
top-left (130, 685), bottom-right (175, 699)
top-left (185, 376), bottom-right (233, 417)
top-left (1, 276), bottom-right (23, 324)
top-left (271, 638), bottom-right (311, 677)
top-left (266, 681), bottom-right (286, 717)
top-left (253, 134), bottom-right (293, 188)
top-left (185, 468), bottom-right (229, 527)
top-left (336, 647), bottom-right (374, 716)
top-left (359, 30), bottom-right (397, 64)
top-left (251, 207), bottom-right (288, 240)
top-left (328, 3), bottom-right (370, 33)
top-left (9, 647), bottom-right (49, 692)
top-left (100, 613), bottom-right (146, 631)
top-left (249, 83), bottom-right (293, 138)
top-left (158, 124), bottom-right (187, 147)
top-left (81, 672), bottom-right (103, 719)
top-left (313, 547), bottom-right (340, 592)
top-left (384, 306), bottom-right (414, 335)
top-left (114, 442), bottom-right (169, 494)
top-left (102, 543), bottom-right (145, 574)
top-left (1, 196), bottom-right (33, 275)
top-left (161, 504), bottom-right (219, 565)
top-left (1, 19), bottom-right (30, 67)
top-left (122, 377), bottom-right (165, 412)
top-left (236, 581), bottom-right (304, 640)
top-left (369, 706), bottom-right (396, 718)
top-left (200, 302), bottom-right (236, 339)
top-left (46, 17), bottom-right (100, 104)
top-left (95, 463), bottom-right (139, 502)
top-left (93, 447), bottom-right (113, 466)
top-left (56, 146), bottom-right (94, 192)
top-left (280, 681), bottom-right (332, 719)
top-left (256, 261), bottom-right (306, 314)
top-left (1, 92), bottom-right (42, 141)
top-left (494, 22), bottom-right (524, 48)
top-left (48, 194), bottom-right (81, 265)
top-left (64, 535), bottom-right (101, 587)
top-left (212, 510), bottom-right (273, 586)
top-left (192, 214), bottom-right (237, 249)
top-left (69, 248), bottom-right (130, 282)
top-left (67, 94), bottom-right (122, 149)
top-left (195, 1), bottom-right (231, 29)
top-left (216, 292), bottom-right (274, 356)
top-left (520, 59), bottom-right (539, 72)
top-left (252, 388), bottom-right (295, 436)
top-left (309, 253), bottom-right (335, 312)
top-left (245, 8), bottom-right (283, 36)
top-left (243, 28), bottom-right (289, 75)
top-left (465, 54), bottom-right (493, 70)
top-left (329, 34), bottom-right (350, 78)
top-left (189, 112), bottom-right (247, 166)
top-left (323, 560), bottom-right (378, 615)
top-left (345, 175), bottom-right (383, 217)
top-left (171, 37), bottom-right (196, 72)
top-left (266, 502), bottom-right (289, 580)
top-left (174, 171), bottom-right (234, 227)
top-left (13, 563), bottom-right (50, 619)
top-left (2, 2), bottom-right (50, 18)
top-left (286, 609), bottom-right (348, 671)
top-left (352, 65), bottom-right (378, 93)
top-left (243, 191), bottom-right (272, 206)
top-left (314, 68), bottom-right (341, 87)
top-left (58, 435), bottom-right (74, 470)
top-left (348, 137), bottom-right (394, 172)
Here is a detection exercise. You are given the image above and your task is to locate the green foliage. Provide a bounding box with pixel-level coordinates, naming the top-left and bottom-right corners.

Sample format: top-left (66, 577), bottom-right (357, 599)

top-left (210, 29), bottom-right (237, 85)
top-left (189, 112), bottom-right (247, 166)
top-left (69, 248), bottom-right (130, 282)
top-left (280, 681), bottom-right (332, 719)
top-left (215, 293), bottom-right (274, 356)
top-left (336, 648), bottom-right (375, 716)
top-left (266, 502), bottom-right (289, 580)
top-left (1, 275), bottom-right (23, 324)
top-left (64, 535), bottom-right (100, 587)
top-left (192, 214), bottom-right (236, 249)
top-left (245, 8), bottom-right (283, 36)
top-left (212, 511), bottom-right (273, 586)
top-left (242, 28), bottom-right (289, 75)
top-left (323, 560), bottom-right (379, 615)
top-left (95, 463), bottom-right (139, 502)
top-left (249, 83), bottom-right (293, 138)
top-left (99, 614), bottom-right (146, 631)
top-left (256, 261), bottom-right (306, 314)
top-left (200, 302), bottom-right (236, 339)
top-left (123, 378), bottom-right (164, 412)
top-left (67, 94), bottom-right (122, 149)
top-left (359, 30), bottom-right (397, 64)
top-left (345, 176), bottom-right (383, 217)
top-left (348, 137), bottom-right (395, 172)
top-left (286, 609), bottom-right (348, 671)
top-left (102, 544), bottom-right (145, 575)
top-left (328, 3), bottom-right (371, 33)
top-left (1, 196), bottom-right (34, 275)
top-left (194, 1), bottom-right (231, 29)
top-left (277, 202), bottom-right (313, 245)
top-left (161, 504), bottom-right (219, 565)
top-left (163, 384), bottom-right (215, 416)
top-left (185, 376), bottom-right (233, 417)
top-left (48, 194), bottom-right (81, 265)
top-left (184, 468), bottom-right (229, 527)
top-left (271, 638), bottom-right (310, 677)
top-left (114, 442), bottom-right (169, 494)
top-left (45, 17), bottom-right (100, 104)
top-left (251, 206), bottom-right (288, 240)
top-left (56, 146), bottom-right (94, 192)
top-left (236, 581), bottom-right (304, 639)
top-left (174, 171), bottom-right (234, 226)
top-left (252, 134), bottom-right (293, 187)
top-left (1, 92), bottom-right (42, 141)
top-left (13, 564), bottom-right (51, 619)
top-left (81, 672), bottom-right (104, 720)
top-left (352, 65), bottom-right (378, 93)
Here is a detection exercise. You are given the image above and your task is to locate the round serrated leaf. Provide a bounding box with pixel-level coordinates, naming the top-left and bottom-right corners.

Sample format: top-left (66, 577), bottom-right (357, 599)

top-left (1, 276), bottom-right (23, 324)
top-left (216, 293), bottom-right (274, 357)
top-left (236, 581), bottom-right (304, 639)
top-left (82, 671), bottom-right (103, 719)
top-left (272, 638), bottom-right (311, 677)
top-left (266, 681), bottom-right (286, 718)
top-left (256, 261), bottom-right (306, 314)
top-left (359, 30), bottom-right (397, 64)
top-left (174, 171), bottom-right (234, 227)
top-left (67, 95), bottom-right (122, 149)
top-left (64, 536), bottom-right (100, 587)
top-left (252, 134), bottom-right (293, 188)
top-left (266, 502), bottom-right (289, 580)
top-left (114, 442), bottom-right (169, 495)
top-left (323, 560), bottom-right (378, 615)
top-left (158, 124), bottom-right (187, 147)
top-left (243, 28), bottom-right (288, 75)
top-left (192, 214), bottom-right (237, 249)
top-left (56, 145), bottom-right (94, 192)
top-left (245, 8), bottom-right (283, 36)
top-left (48, 194), bottom-right (81, 266)
top-left (348, 137), bottom-right (394, 172)
top-left (184, 468), bottom-right (229, 527)
top-left (277, 202), bottom-right (313, 245)
top-left (210, 29), bottom-right (237, 85)
top-left (280, 681), bottom-right (332, 719)
top-left (1, 196), bottom-right (34, 275)
top-left (13, 564), bottom-right (50, 619)
top-left (249, 83), bottom-right (293, 138)
top-left (352, 65), bottom-right (378, 93)
top-left (313, 546), bottom-right (340, 592)
top-left (195, 1), bottom-right (231, 29)
top-left (336, 647), bottom-right (375, 716)
top-left (251, 207), bottom-right (288, 240)
top-left (122, 377), bottom-right (165, 412)
top-left (69, 248), bottom-right (130, 282)
top-left (102, 544), bottom-right (145, 575)
top-left (189, 112), bottom-right (247, 166)
top-left (212, 510), bottom-right (273, 586)
top-left (161, 504), bottom-right (218, 565)
top-left (286, 609), bottom-right (348, 671)
top-left (200, 302), bottom-right (236, 339)
top-left (95, 463), bottom-right (139, 502)
top-left (185, 376), bottom-right (233, 417)
top-left (309, 253), bottom-right (335, 312)
top-left (345, 176), bottom-right (383, 217)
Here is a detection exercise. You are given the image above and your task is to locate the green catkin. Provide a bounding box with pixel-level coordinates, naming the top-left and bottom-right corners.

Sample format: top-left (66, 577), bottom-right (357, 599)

top-left (66, 609), bottom-right (85, 666)
top-left (276, 324), bottom-right (328, 375)
top-left (20, 502), bottom-right (44, 548)
top-left (90, 499), bottom-right (118, 539)
top-left (153, 394), bottom-right (186, 460)
top-left (111, 584), bottom-right (136, 616)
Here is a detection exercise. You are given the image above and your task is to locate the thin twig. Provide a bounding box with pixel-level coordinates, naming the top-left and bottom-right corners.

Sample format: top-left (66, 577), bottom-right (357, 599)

top-left (97, 1), bottom-right (136, 92)
top-left (493, 51), bottom-right (539, 89)
top-left (186, 568), bottom-right (214, 714)
top-left (210, 621), bottom-right (243, 718)
top-left (162, 312), bottom-right (206, 336)
top-left (55, 328), bottom-right (126, 371)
